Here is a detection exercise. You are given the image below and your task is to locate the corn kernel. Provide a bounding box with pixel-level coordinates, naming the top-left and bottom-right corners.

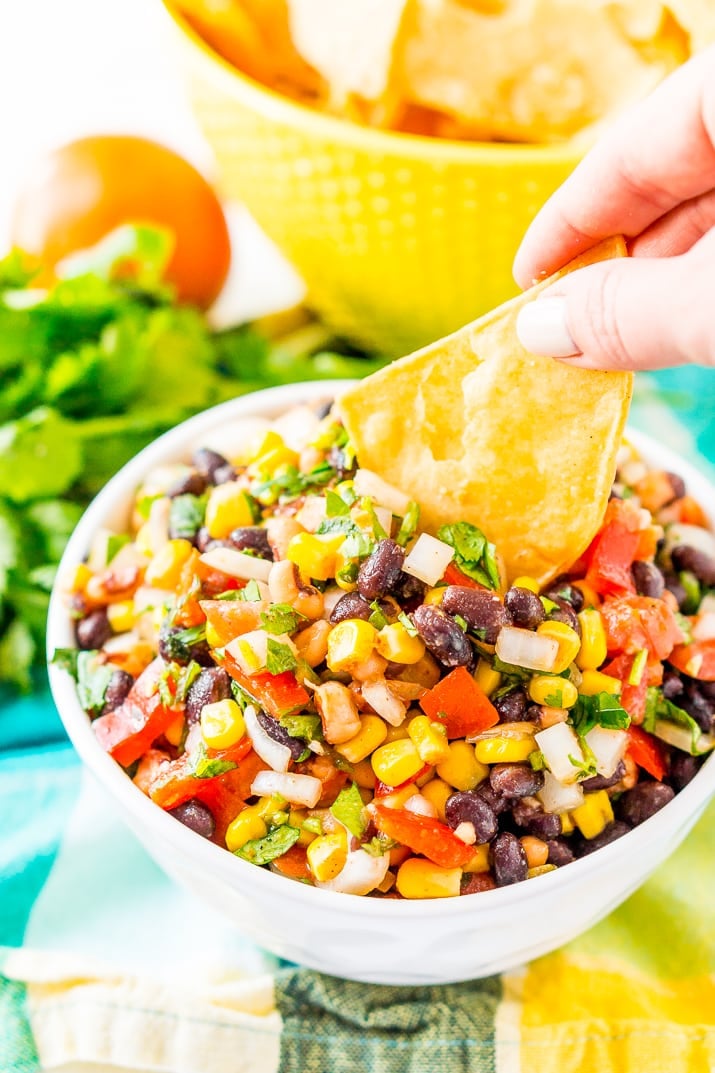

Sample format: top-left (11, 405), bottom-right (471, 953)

top-left (396, 857), bottom-right (462, 899)
top-left (107, 600), bottom-right (135, 633)
top-left (527, 864), bottom-right (558, 878)
top-left (537, 620), bottom-right (582, 673)
top-left (145, 538), bottom-right (194, 590)
top-left (520, 835), bottom-right (549, 868)
top-left (287, 532), bottom-right (345, 582)
top-left (248, 429), bottom-right (284, 462)
top-left (288, 810), bottom-right (317, 847)
top-left (371, 738), bottom-right (424, 787)
top-left (420, 778), bottom-right (452, 822)
top-left (200, 699), bottom-right (246, 750)
top-left (164, 712), bottom-right (185, 747)
top-left (335, 714), bottom-right (388, 764)
top-left (350, 758), bottom-right (377, 790)
top-left (205, 483), bottom-right (254, 540)
top-left (225, 807), bottom-right (267, 852)
top-left (475, 659), bottom-right (501, 697)
top-left (512, 576), bottom-right (540, 594)
top-left (474, 737), bottom-right (535, 765)
top-left (249, 443), bottom-right (300, 478)
top-left (423, 586), bottom-right (445, 606)
top-left (560, 812), bottom-right (575, 835)
top-left (377, 870), bottom-right (396, 893)
top-left (578, 669), bottom-right (622, 696)
top-left (528, 675), bottom-right (578, 709)
top-left (376, 622), bottom-right (426, 664)
top-left (64, 562), bottom-right (93, 593)
top-left (205, 621), bottom-right (223, 649)
top-left (379, 784), bottom-right (419, 810)
top-left (306, 831), bottom-right (348, 883)
top-left (571, 790), bottom-right (614, 840)
top-left (326, 619), bottom-right (377, 673)
top-left (436, 741), bottom-right (488, 791)
top-left (576, 609), bottom-right (608, 670)
top-left (334, 551), bottom-right (358, 591)
top-left (408, 715), bottom-right (451, 765)
top-left (463, 843), bottom-right (491, 873)
top-left (382, 722), bottom-right (411, 744)
top-left (572, 579), bottom-right (601, 609)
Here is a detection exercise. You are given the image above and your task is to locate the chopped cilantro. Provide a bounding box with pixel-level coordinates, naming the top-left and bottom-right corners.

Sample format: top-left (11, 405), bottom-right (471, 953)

top-left (492, 656), bottom-right (530, 681)
top-left (168, 492), bottom-right (207, 540)
top-left (234, 824), bottom-right (300, 865)
top-left (266, 638), bottom-right (298, 675)
top-left (678, 570), bottom-right (701, 614)
top-left (325, 489), bottom-right (350, 517)
top-left (192, 743), bottom-right (238, 779)
top-left (369, 600), bottom-right (389, 630)
top-left (529, 750), bottom-right (547, 771)
top-left (544, 688), bottom-right (565, 707)
top-left (361, 834), bottom-right (395, 857)
top-left (454, 614), bottom-right (469, 633)
top-left (340, 527), bottom-right (374, 561)
top-left (644, 687), bottom-right (709, 755)
top-left (336, 561), bottom-right (359, 585)
top-left (136, 493), bottom-right (162, 520)
top-left (51, 647), bottom-right (79, 677)
top-left (76, 650), bottom-right (114, 715)
top-left (252, 462), bottom-right (335, 503)
top-left (237, 579), bottom-right (263, 602)
top-left (436, 521), bottom-right (500, 590)
top-left (330, 781), bottom-right (367, 839)
top-left (569, 692), bottom-right (630, 737)
top-left (361, 496), bottom-right (388, 540)
top-left (106, 533), bottom-right (130, 563)
top-left (540, 595), bottom-right (559, 614)
top-left (628, 648), bottom-right (648, 687)
top-left (159, 623), bottom-right (207, 663)
top-left (396, 501), bottom-right (420, 547)
top-left (316, 516), bottom-right (358, 537)
top-left (397, 611), bottom-right (418, 637)
top-left (279, 712), bottom-right (322, 741)
top-left (260, 603), bottom-right (305, 635)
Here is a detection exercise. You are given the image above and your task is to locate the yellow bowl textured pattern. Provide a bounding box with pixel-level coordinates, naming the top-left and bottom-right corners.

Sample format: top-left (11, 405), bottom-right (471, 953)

top-left (164, 2), bottom-right (584, 353)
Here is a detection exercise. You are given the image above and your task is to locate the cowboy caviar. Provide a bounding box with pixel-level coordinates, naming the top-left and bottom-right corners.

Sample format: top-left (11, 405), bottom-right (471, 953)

top-left (55, 404), bottom-right (715, 898)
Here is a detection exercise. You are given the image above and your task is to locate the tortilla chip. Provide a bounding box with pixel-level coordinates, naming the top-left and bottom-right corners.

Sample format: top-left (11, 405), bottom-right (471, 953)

top-left (338, 237), bottom-right (633, 588)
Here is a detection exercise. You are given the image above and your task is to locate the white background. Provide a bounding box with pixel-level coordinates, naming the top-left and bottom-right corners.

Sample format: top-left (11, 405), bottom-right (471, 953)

top-left (0, 0), bottom-right (301, 321)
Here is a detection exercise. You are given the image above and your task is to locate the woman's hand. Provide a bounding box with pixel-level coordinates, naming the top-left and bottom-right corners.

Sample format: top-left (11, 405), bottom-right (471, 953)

top-left (514, 46), bottom-right (715, 372)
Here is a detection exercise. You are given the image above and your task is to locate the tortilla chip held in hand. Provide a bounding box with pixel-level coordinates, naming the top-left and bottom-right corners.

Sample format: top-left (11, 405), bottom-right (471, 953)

top-left (338, 237), bottom-right (633, 588)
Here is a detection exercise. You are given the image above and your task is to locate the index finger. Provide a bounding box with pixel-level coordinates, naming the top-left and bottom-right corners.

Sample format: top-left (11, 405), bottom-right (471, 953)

top-left (513, 46), bottom-right (715, 289)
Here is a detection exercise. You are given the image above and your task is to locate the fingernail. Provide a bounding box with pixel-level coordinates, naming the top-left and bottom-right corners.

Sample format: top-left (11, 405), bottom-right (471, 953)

top-left (516, 297), bottom-right (580, 358)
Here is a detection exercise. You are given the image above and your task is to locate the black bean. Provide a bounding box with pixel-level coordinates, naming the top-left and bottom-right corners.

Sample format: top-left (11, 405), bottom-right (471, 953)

top-left (681, 682), bottom-right (715, 734)
top-left (700, 681), bottom-right (715, 702)
top-left (574, 820), bottom-right (631, 856)
top-left (491, 832), bottom-right (528, 886)
top-left (618, 782), bottom-right (675, 826)
top-left (102, 669), bottom-right (134, 713)
top-left (392, 571), bottom-right (427, 606)
top-left (512, 803), bottom-right (562, 840)
top-left (669, 752), bottom-right (700, 791)
top-left (229, 527), bottom-right (273, 560)
top-left (504, 587), bottom-right (545, 629)
top-left (671, 545), bottom-right (715, 588)
top-left (195, 527), bottom-right (213, 553)
top-left (582, 760), bottom-right (626, 791)
top-left (493, 689), bottom-right (528, 723)
top-left (666, 472), bottom-right (687, 500)
top-left (461, 872), bottom-right (497, 895)
top-left (547, 598), bottom-right (580, 635)
top-left (489, 763), bottom-right (543, 798)
top-left (662, 669), bottom-right (684, 700)
top-left (76, 609), bottom-right (112, 650)
top-left (315, 399), bottom-right (334, 420)
top-left (357, 540), bottom-right (405, 601)
top-left (257, 711), bottom-right (307, 761)
top-left (159, 624), bottom-right (213, 667)
top-left (664, 573), bottom-right (688, 610)
top-left (166, 471), bottom-right (208, 498)
top-left (543, 580), bottom-right (584, 613)
top-left (475, 781), bottom-right (514, 816)
top-left (169, 799), bottom-right (215, 840)
top-left (442, 586), bottom-right (511, 644)
top-left (445, 791), bottom-right (498, 842)
top-left (193, 447), bottom-right (232, 483)
top-left (631, 560), bottom-right (665, 599)
top-left (213, 463), bottom-right (237, 486)
top-left (184, 667), bottom-right (232, 725)
top-left (330, 591), bottom-right (373, 624)
top-left (328, 445), bottom-right (355, 480)
top-left (412, 605), bottom-right (475, 668)
top-left (546, 839), bottom-right (575, 867)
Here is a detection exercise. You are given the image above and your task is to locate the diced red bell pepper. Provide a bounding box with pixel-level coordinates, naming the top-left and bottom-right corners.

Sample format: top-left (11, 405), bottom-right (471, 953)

top-left (601, 653), bottom-right (647, 723)
top-left (197, 751), bottom-right (267, 845)
top-left (419, 666), bottom-right (499, 739)
top-left (372, 804), bottom-right (474, 869)
top-left (149, 736), bottom-right (254, 810)
top-left (601, 596), bottom-right (683, 660)
top-left (223, 651), bottom-right (309, 718)
top-left (93, 658), bottom-right (177, 768)
top-left (668, 639), bottom-right (715, 682)
top-left (585, 499), bottom-right (640, 597)
top-left (442, 563), bottom-right (485, 589)
top-left (271, 844), bottom-right (312, 881)
top-left (626, 725), bottom-right (667, 781)
top-left (200, 599), bottom-right (268, 646)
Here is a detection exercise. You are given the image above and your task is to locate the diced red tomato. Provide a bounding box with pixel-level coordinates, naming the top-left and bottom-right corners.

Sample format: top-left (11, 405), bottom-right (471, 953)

top-left (149, 736), bottom-right (254, 810)
top-left (223, 652), bottom-right (310, 718)
top-left (668, 639), bottom-right (715, 682)
top-left (419, 666), bottom-right (499, 739)
top-left (634, 471), bottom-right (678, 514)
top-left (200, 599), bottom-right (269, 646)
top-left (634, 527), bottom-right (659, 562)
top-left (372, 804), bottom-right (474, 869)
top-left (442, 563), bottom-right (485, 589)
top-left (602, 652), bottom-right (647, 723)
top-left (197, 751), bottom-right (267, 845)
top-left (585, 499), bottom-right (640, 597)
top-left (93, 658), bottom-right (178, 767)
top-left (626, 725), bottom-right (667, 781)
top-left (601, 596), bottom-right (683, 660)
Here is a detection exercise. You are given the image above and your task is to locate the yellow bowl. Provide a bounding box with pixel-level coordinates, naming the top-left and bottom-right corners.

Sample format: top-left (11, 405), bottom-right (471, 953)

top-left (163, 1), bottom-right (584, 353)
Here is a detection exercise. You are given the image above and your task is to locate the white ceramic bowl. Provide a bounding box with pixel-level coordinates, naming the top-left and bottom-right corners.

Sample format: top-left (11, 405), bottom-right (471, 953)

top-left (48, 381), bottom-right (715, 985)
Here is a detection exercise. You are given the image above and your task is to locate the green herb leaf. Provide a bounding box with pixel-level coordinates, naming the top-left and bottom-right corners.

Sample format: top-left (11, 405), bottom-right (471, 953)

top-left (137, 493), bottom-right (162, 520)
top-left (396, 501), bottom-right (420, 547)
top-left (397, 611), bottom-right (418, 637)
top-left (529, 750), bottom-right (547, 771)
top-left (644, 687), bottom-right (711, 755)
top-left (361, 496), bottom-right (388, 540)
top-left (77, 650), bottom-right (114, 715)
top-left (628, 648), bottom-right (648, 687)
top-left (260, 603), bottom-right (305, 635)
top-left (236, 578), bottom-right (262, 602)
top-left (51, 647), bottom-right (80, 677)
top-left (159, 624), bottom-right (207, 663)
top-left (325, 489), bottom-right (350, 517)
top-left (436, 521), bottom-right (500, 590)
top-left (540, 596), bottom-right (559, 614)
top-left (168, 493), bottom-right (207, 540)
top-left (234, 824), bottom-right (300, 865)
top-left (368, 599), bottom-right (389, 630)
top-left (330, 781), bottom-right (367, 839)
top-left (492, 656), bottom-right (531, 682)
top-left (569, 692), bottom-right (630, 737)
top-left (192, 743), bottom-right (238, 779)
top-left (0, 407), bottom-right (83, 503)
top-left (279, 712), bottom-right (322, 741)
top-left (266, 638), bottom-right (298, 676)
top-left (0, 619), bottom-right (36, 691)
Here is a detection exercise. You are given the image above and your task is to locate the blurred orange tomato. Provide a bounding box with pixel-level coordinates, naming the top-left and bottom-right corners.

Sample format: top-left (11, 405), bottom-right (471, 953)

top-left (11, 135), bottom-right (231, 309)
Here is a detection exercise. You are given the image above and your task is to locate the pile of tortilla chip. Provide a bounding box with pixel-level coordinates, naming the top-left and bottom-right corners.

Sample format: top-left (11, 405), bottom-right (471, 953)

top-left (175, 0), bottom-right (715, 143)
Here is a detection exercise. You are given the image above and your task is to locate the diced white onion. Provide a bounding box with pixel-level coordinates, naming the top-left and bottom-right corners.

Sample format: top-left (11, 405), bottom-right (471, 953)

top-left (133, 585), bottom-right (174, 614)
top-left (537, 771), bottom-right (585, 814)
top-left (698, 594), bottom-right (715, 616)
top-left (620, 460), bottom-right (648, 487)
top-left (584, 726), bottom-right (627, 779)
top-left (321, 586), bottom-right (344, 618)
top-left (495, 626), bottom-right (558, 673)
top-left (199, 547), bottom-right (273, 582)
top-left (148, 496), bottom-right (171, 554)
top-left (653, 719), bottom-right (715, 756)
top-left (405, 794), bottom-right (438, 819)
top-left (225, 631), bottom-right (297, 675)
top-left (272, 406), bottom-right (321, 451)
top-left (295, 495), bottom-right (328, 533)
top-left (402, 533), bottom-right (454, 586)
top-left (243, 704), bottom-right (292, 773)
top-left (139, 464), bottom-right (192, 498)
top-left (693, 612), bottom-right (715, 642)
top-left (534, 722), bottom-right (584, 784)
top-left (316, 848), bottom-right (390, 895)
top-left (360, 678), bottom-right (407, 727)
top-left (88, 529), bottom-right (117, 571)
top-left (452, 821), bottom-right (477, 844)
top-left (102, 630), bottom-right (140, 656)
top-left (250, 769), bottom-right (322, 808)
top-left (353, 469), bottom-right (411, 517)
top-left (663, 524), bottom-right (715, 562)
top-left (194, 416), bottom-right (271, 465)
top-left (373, 506), bottom-right (393, 539)
top-left (468, 721), bottom-right (536, 744)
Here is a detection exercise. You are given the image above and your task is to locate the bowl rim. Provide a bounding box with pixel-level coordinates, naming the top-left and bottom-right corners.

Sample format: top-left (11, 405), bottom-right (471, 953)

top-left (47, 379), bottom-right (715, 918)
top-left (160, 0), bottom-right (587, 166)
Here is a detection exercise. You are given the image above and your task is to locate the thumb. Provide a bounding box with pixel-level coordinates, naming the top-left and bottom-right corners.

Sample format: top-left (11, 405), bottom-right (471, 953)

top-left (515, 233), bottom-right (715, 372)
